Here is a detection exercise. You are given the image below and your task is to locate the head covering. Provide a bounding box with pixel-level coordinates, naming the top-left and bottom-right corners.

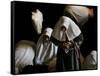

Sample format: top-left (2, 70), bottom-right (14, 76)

top-left (43, 27), bottom-right (53, 38)
top-left (35, 27), bottom-right (58, 65)
top-left (52, 16), bottom-right (81, 41)
top-left (83, 50), bottom-right (97, 69)
top-left (15, 40), bottom-right (35, 74)
top-left (64, 6), bottom-right (89, 26)
top-left (32, 9), bottom-right (43, 34)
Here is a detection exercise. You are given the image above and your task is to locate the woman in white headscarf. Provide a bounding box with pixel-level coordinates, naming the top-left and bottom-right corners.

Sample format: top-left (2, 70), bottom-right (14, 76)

top-left (51, 16), bottom-right (83, 71)
top-left (35, 27), bottom-right (58, 72)
top-left (15, 40), bottom-right (36, 74)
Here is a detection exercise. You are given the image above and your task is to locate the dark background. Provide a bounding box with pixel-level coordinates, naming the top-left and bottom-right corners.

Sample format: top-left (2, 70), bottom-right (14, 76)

top-left (12, 1), bottom-right (97, 57)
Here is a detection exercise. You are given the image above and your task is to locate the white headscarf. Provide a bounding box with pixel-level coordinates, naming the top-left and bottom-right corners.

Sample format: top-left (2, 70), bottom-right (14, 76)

top-left (64, 6), bottom-right (89, 26)
top-left (52, 16), bottom-right (81, 41)
top-left (32, 9), bottom-right (43, 34)
top-left (35, 28), bottom-right (58, 65)
top-left (15, 40), bottom-right (35, 74)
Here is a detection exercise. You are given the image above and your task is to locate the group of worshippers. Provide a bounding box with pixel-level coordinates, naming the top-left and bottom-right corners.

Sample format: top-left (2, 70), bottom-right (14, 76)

top-left (15, 5), bottom-right (97, 74)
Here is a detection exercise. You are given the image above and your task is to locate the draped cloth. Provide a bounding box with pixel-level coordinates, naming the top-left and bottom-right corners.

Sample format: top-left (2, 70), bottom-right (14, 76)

top-left (64, 6), bottom-right (89, 27)
top-left (52, 16), bottom-right (81, 41)
top-left (15, 40), bottom-right (35, 74)
top-left (51, 16), bottom-right (82, 71)
top-left (32, 9), bottom-right (43, 34)
top-left (35, 28), bottom-right (58, 66)
top-left (82, 50), bottom-right (97, 69)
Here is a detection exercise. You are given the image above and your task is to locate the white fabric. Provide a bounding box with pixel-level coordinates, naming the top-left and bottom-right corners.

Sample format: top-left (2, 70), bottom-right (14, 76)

top-left (15, 40), bottom-right (35, 74)
top-left (35, 28), bottom-right (58, 65)
top-left (44, 28), bottom-right (53, 38)
top-left (32, 9), bottom-right (43, 34)
top-left (52, 16), bottom-right (81, 41)
top-left (84, 50), bottom-right (97, 65)
top-left (82, 50), bottom-right (97, 69)
top-left (64, 6), bottom-right (89, 26)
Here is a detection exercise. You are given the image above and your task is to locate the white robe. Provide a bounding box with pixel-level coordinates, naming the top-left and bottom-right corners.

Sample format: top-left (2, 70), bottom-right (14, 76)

top-left (35, 28), bottom-right (58, 65)
top-left (15, 40), bottom-right (35, 74)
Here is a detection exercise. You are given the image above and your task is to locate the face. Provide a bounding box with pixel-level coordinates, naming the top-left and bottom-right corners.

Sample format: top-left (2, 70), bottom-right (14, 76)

top-left (61, 26), bottom-right (66, 32)
top-left (43, 35), bottom-right (49, 42)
